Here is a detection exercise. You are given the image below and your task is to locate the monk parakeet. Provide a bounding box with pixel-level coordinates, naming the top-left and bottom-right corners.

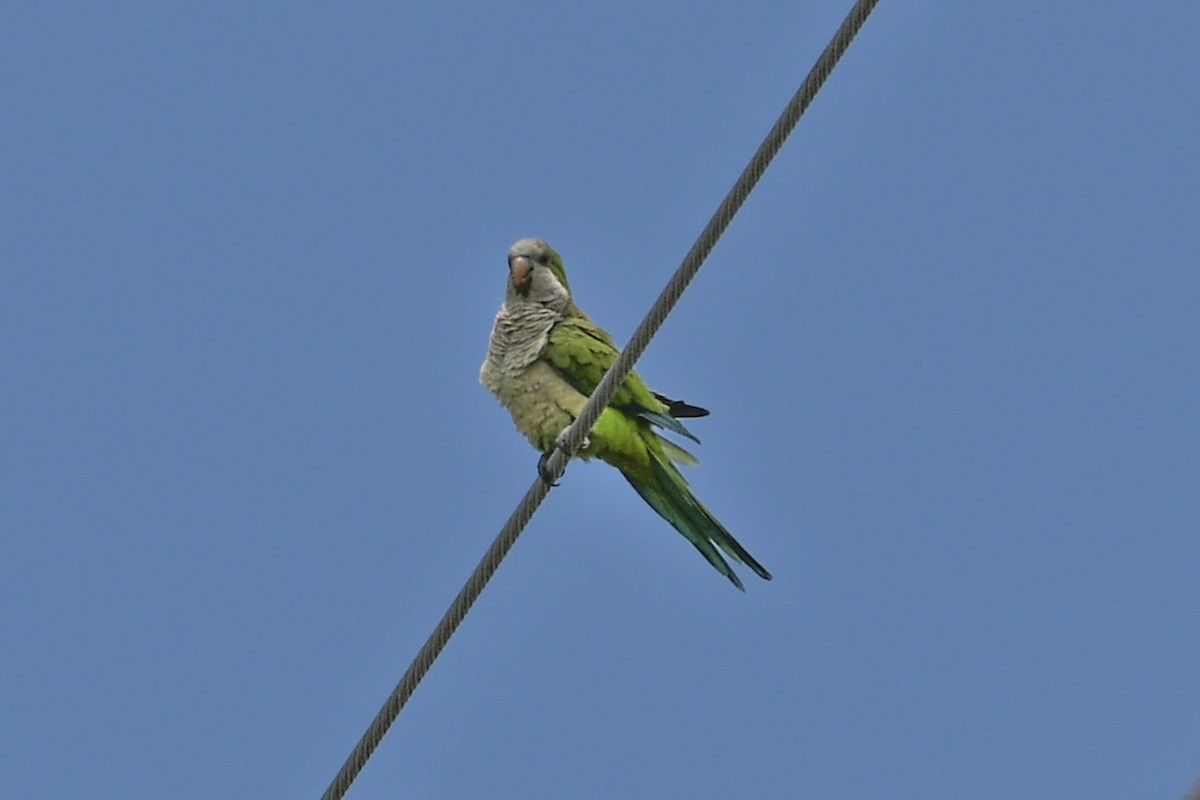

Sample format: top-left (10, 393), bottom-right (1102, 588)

top-left (480, 238), bottom-right (771, 590)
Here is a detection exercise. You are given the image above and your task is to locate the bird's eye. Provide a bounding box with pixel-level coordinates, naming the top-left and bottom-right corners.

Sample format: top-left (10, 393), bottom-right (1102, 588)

top-left (535, 253), bottom-right (549, 265)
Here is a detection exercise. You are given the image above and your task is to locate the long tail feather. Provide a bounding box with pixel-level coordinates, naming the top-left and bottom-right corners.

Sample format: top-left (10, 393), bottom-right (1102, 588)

top-left (620, 447), bottom-right (772, 590)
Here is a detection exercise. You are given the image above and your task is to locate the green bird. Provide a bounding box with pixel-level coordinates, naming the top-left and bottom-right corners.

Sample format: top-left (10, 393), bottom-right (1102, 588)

top-left (480, 238), bottom-right (771, 590)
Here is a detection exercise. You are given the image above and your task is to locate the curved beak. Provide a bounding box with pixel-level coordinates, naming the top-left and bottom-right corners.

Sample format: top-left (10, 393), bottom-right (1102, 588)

top-left (509, 255), bottom-right (533, 295)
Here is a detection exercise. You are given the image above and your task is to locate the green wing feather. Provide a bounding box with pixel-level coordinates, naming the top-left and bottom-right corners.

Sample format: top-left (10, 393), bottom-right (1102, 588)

top-left (659, 438), bottom-right (699, 467)
top-left (545, 316), bottom-right (769, 588)
top-left (545, 316), bottom-right (702, 443)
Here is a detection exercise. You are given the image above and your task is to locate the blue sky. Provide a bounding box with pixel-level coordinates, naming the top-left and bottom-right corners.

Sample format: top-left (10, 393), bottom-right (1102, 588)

top-left (3, 2), bottom-right (1198, 798)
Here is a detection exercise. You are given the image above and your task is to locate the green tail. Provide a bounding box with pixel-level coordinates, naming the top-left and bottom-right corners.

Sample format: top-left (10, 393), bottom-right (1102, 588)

top-left (621, 444), bottom-right (772, 590)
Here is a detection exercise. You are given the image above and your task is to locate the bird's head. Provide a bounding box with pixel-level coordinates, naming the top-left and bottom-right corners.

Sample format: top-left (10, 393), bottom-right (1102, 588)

top-left (505, 238), bottom-right (573, 312)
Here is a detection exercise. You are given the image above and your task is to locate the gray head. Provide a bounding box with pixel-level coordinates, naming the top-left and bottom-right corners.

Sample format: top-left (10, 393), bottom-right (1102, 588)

top-left (505, 238), bottom-right (573, 311)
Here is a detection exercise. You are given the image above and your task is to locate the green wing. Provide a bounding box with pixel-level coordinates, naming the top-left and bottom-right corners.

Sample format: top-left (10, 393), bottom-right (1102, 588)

top-left (544, 316), bottom-right (701, 444)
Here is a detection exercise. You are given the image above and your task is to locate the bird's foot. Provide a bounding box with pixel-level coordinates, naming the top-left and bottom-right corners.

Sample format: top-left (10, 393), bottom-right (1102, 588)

top-left (537, 451), bottom-right (560, 487)
top-left (555, 430), bottom-right (589, 454)
top-left (538, 433), bottom-right (589, 487)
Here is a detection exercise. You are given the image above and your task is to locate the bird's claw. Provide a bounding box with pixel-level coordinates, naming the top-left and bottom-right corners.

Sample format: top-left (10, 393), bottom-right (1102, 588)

top-left (538, 434), bottom-right (589, 486)
top-left (537, 451), bottom-right (560, 487)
